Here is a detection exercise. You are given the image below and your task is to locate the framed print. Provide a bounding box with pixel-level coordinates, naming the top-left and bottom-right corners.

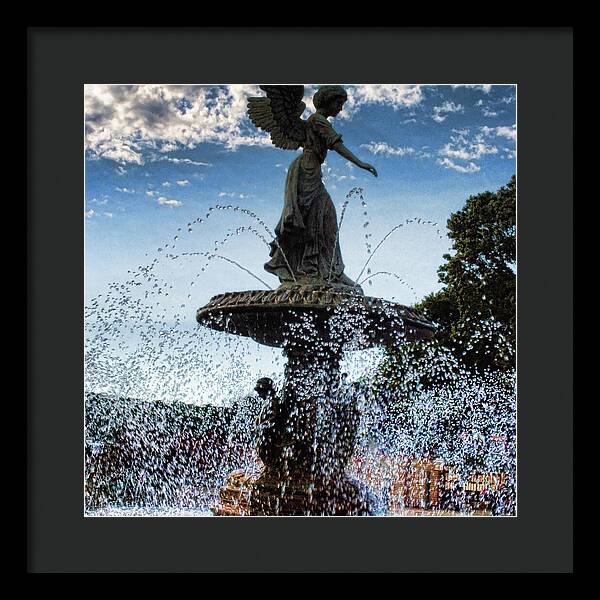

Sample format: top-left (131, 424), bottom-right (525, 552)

top-left (28, 27), bottom-right (573, 573)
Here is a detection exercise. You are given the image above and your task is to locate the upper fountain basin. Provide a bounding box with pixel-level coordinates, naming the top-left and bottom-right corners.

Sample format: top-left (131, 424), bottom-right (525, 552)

top-left (196, 283), bottom-right (435, 350)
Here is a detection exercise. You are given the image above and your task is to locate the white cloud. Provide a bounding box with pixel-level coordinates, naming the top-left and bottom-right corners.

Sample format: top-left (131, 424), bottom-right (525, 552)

top-left (99, 143), bottom-right (143, 165)
top-left (115, 166), bottom-right (127, 176)
top-left (103, 212), bottom-right (114, 218)
top-left (432, 101), bottom-right (463, 123)
top-left (341, 85), bottom-right (423, 118)
top-left (162, 181), bottom-right (172, 187)
top-left (85, 209), bottom-right (97, 218)
top-left (482, 108), bottom-right (499, 117)
top-left (322, 163), bottom-right (358, 183)
top-left (434, 125), bottom-right (514, 173)
top-left (176, 179), bottom-right (190, 186)
top-left (481, 124), bottom-right (517, 141)
top-left (85, 84), bottom-right (272, 164)
top-left (115, 187), bottom-right (134, 193)
top-left (451, 84), bottom-right (493, 93)
top-left (157, 197), bottom-right (182, 207)
top-left (437, 158), bottom-right (480, 173)
top-left (361, 141), bottom-right (415, 157)
top-left (146, 190), bottom-right (158, 197)
top-left (439, 130), bottom-right (498, 161)
top-left (218, 191), bottom-right (246, 199)
top-left (158, 157), bottom-right (212, 167)
top-left (84, 84), bottom-right (425, 163)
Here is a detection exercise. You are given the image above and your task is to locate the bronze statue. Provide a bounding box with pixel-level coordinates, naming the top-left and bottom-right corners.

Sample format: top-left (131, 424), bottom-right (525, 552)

top-left (202, 86), bottom-right (436, 516)
top-left (253, 376), bottom-right (311, 480)
top-left (247, 85), bottom-right (378, 289)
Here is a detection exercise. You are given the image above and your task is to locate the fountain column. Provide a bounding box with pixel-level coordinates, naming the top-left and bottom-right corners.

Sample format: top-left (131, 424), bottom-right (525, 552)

top-left (245, 340), bottom-right (372, 515)
top-left (198, 285), bottom-right (435, 516)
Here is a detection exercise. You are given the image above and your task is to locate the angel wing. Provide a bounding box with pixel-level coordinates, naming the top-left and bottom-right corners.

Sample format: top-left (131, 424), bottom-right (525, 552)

top-left (247, 85), bottom-right (306, 150)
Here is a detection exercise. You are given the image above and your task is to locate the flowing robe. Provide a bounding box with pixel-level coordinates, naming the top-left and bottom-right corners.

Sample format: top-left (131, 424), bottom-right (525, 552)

top-left (265, 113), bottom-right (358, 289)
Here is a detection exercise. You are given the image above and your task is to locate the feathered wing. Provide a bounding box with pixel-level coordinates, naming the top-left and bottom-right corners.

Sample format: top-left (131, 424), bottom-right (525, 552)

top-left (247, 85), bottom-right (306, 150)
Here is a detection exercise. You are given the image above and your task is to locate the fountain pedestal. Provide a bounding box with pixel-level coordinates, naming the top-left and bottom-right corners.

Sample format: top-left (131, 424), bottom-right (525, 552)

top-left (198, 283), bottom-right (435, 516)
top-left (254, 344), bottom-right (373, 515)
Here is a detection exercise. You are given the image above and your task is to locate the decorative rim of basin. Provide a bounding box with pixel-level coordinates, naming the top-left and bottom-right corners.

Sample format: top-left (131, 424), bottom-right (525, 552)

top-left (196, 285), bottom-right (436, 348)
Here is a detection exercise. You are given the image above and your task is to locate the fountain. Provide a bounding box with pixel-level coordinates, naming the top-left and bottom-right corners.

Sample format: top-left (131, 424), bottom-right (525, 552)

top-left (196, 85), bottom-right (436, 515)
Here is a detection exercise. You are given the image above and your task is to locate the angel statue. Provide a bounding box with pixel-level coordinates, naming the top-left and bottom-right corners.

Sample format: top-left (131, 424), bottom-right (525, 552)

top-left (247, 85), bottom-right (378, 292)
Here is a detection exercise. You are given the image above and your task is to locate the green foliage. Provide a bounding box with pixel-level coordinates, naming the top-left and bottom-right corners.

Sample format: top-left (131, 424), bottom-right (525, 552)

top-left (417, 175), bottom-right (516, 372)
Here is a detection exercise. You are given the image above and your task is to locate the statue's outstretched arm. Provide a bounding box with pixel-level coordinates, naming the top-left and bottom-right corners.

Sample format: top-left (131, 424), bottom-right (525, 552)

top-left (332, 141), bottom-right (378, 177)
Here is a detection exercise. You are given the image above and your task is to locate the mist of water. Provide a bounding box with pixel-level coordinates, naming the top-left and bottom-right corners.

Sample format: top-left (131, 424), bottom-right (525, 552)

top-left (85, 190), bottom-right (516, 516)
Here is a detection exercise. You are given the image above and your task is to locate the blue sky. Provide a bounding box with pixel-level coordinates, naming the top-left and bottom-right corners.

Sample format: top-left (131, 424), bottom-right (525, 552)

top-left (85, 84), bottom-right (516, 311)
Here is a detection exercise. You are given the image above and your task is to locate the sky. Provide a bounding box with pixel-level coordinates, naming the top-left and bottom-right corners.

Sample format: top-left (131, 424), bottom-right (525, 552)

top-left (84, 84), bottom-right (516, 312)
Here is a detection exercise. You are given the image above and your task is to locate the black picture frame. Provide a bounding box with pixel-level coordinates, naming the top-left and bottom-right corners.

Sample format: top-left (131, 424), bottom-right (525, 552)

top-left (28, 27), bottom-right (573, 573)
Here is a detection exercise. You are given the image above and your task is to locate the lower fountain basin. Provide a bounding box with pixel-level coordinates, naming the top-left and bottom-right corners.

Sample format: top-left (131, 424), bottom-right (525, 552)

top-left (196, 283), bottom-right (435, 349)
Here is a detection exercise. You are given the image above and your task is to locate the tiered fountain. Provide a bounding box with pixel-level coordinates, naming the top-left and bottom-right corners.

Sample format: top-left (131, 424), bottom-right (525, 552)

top-left (196, 85), bottom-right (435, 515)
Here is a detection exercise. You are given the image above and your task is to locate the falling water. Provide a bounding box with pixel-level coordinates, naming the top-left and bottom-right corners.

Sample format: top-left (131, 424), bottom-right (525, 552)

top-left (355, 218), bottom-right (445, 287)
top-left (85, 191), bottom-right (516, 517)
top-left (328, 187), bottom-right (364, 282)
top-left (358, 271), bottom-right (419, 303)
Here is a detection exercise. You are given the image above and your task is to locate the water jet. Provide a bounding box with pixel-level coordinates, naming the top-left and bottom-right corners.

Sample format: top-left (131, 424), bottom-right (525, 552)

top-left (196, 85), bottom-right (435, 515)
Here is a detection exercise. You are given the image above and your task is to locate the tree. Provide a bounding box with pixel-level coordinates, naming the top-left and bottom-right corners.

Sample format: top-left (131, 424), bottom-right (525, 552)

top-left (418, 175), bottom-right (516, 371)
top-left (362, 178), bottom-right (517, 501)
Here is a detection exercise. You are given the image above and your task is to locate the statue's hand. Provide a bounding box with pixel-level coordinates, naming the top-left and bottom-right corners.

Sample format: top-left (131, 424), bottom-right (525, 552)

top-left (362, 163), bottom-right (378, 177)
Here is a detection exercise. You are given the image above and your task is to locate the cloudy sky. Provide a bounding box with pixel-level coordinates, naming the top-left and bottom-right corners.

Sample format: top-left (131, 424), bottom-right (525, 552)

top-left (85, 84), bottom-right (516, 311)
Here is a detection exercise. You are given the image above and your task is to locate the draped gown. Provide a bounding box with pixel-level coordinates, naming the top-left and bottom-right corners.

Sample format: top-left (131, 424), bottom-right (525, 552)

top-left (265, 113), bottom-right (360, 290)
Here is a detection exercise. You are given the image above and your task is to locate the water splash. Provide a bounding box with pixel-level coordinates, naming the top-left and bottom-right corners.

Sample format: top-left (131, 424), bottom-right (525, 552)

top-left (354, 217), bottom-right (445, 287)
top-left (357, 271), bottom-right (418, 302)
top-left (85, 191), bottom-right (515, 516)
top-left (328, 187), bottom-right (363, 283)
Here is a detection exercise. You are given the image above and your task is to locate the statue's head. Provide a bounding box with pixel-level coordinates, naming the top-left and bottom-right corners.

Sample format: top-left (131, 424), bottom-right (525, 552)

top-left (313, 85), bottom-right (348, 117)
top-left (255, 377), bottom-right (275, 400)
